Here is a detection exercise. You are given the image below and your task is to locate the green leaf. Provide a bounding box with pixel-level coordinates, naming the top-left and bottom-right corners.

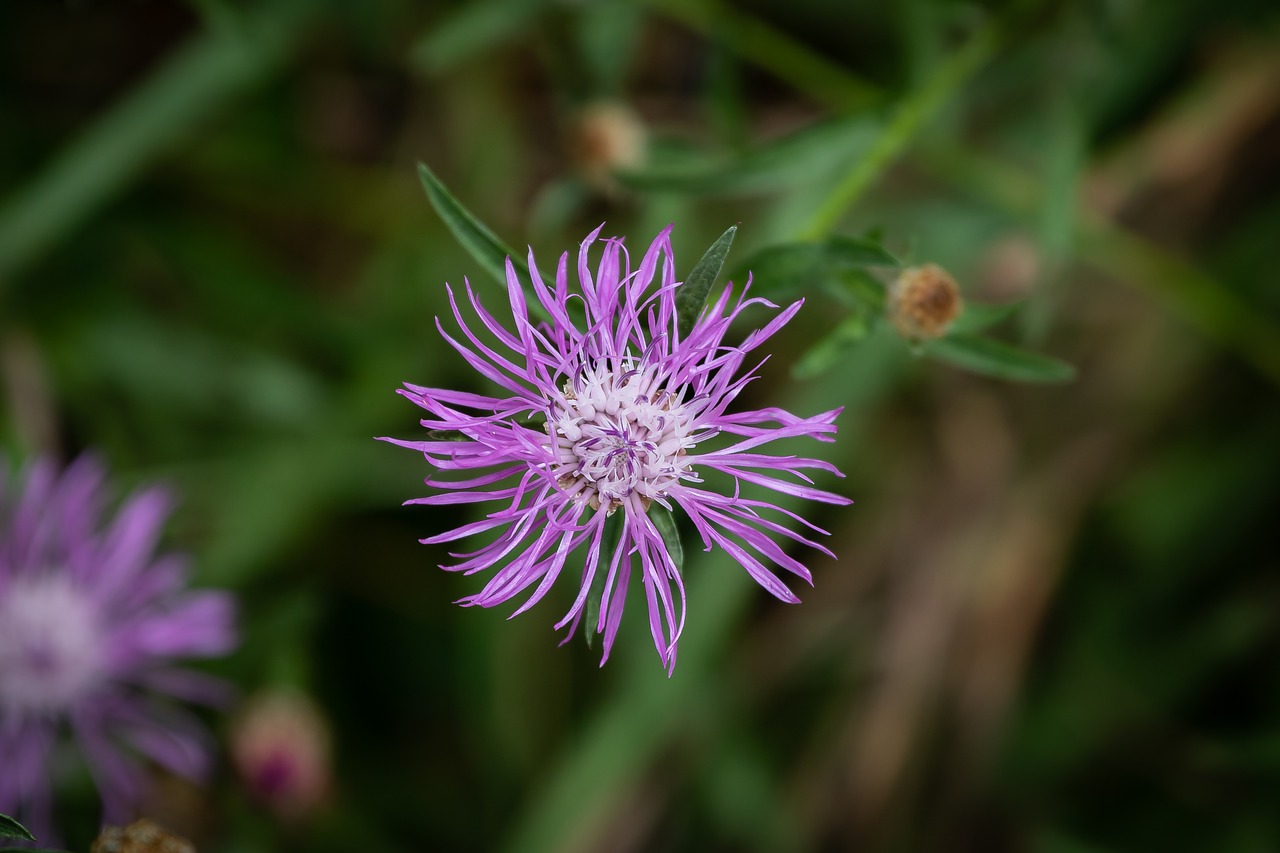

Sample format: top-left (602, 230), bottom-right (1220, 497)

top-left (792, 312), bottom-right (871, 379)
top-left (584, 513), bottom-right (626, 649)
top-left (415, 162), bottom-right (551, 324)
top-left (733, 243), bottom-right (824, 298)
top-left (834, 267), bottom-right (886, 312)
top-left (649, 505), bottom-right (684, 571)
top-left (676, 226), bottom-right (736, 339)
top-left (0, 814), bottom-right (36, 842)
top-left (732, 236), bottom-right (891, 312)
top-left (824, 234), bottom-right (902, 268)
top-left (923, 334), bottom-right (1076, 383)
top-left (947, 300), bottom-right (1022, 335)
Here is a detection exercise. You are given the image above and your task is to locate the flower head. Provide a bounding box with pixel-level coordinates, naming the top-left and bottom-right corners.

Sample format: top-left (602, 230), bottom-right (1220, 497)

top-left (0, 456), bottom-right (236, 839)
top-left (886, 263), bottom-right (964, 340)
top-left (384, 225), bottom-right (850, 671)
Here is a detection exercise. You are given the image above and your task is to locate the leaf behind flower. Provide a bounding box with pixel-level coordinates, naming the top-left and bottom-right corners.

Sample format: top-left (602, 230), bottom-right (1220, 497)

top-left (416, 162), bottom-right (552, 324)
top-left (0, 813), bottom-right (36, 842)
top-left (924, 334), bottom-right (1076, 383)
top-left (947, 300), bottom-right (1023, 335)
top-left (676, 225), bottom-right (737, 339)
top-left (649, 505), bottom-right (684, 572)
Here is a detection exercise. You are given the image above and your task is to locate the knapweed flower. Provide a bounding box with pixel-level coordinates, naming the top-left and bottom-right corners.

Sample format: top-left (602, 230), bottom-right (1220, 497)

top-left (0, 456), bottom-right (235, 839)
top-left (384, 225), bottom-right (850, 672)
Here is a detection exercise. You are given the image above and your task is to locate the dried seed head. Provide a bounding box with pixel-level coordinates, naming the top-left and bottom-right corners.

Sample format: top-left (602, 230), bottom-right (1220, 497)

top-left (91, 820), bottom-right (195, 853)
top-left (887, 263), bottom-right (964, 340)
top-left (569, 101), bottom-right (647, 191)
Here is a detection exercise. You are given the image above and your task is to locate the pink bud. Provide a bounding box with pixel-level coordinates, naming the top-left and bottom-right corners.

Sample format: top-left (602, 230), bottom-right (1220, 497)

top-left (230, 691), bottom-right (332, 820)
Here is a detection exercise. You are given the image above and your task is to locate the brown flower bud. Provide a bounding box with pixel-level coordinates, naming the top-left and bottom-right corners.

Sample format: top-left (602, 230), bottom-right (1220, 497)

top-left (569, 101), bottom-right (647, 191)
top-left (230, 691), bottom-right (332, 821)
top-left (886, 263), bottom-right (964, 340)
top-left (91, 819), bottom-right (195, 853)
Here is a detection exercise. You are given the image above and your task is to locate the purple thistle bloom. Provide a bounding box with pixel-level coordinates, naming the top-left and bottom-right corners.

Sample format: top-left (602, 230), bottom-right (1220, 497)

top-left (383, 225), bottom-right (850, 672)
top-left (0, 456), bottom-right (235, 840)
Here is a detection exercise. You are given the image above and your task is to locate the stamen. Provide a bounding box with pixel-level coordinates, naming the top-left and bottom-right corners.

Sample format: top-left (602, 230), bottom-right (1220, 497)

top-left (548, 361), bottom-right (695, 513)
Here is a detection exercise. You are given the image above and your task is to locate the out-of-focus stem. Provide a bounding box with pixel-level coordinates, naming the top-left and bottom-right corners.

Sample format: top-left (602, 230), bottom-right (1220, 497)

top-left (795, 20), bottom-right (1000, 240)
top-left (0, 0), bottom-right (310, 293)
top-left (651, 0), bottom-right (883, 113)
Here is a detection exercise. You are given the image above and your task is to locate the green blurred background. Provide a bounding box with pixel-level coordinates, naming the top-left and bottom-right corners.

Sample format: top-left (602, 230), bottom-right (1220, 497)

top-left (2, 0), bottom-right (1279, 850)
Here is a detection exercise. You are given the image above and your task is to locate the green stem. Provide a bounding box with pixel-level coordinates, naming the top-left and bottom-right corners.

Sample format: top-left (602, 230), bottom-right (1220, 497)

top-left (500, 332), bottom-right (902, 853)
top-left (795, 20), bottom-right (1000, 240)
top-left (652, 0), bottom-right (882, 112)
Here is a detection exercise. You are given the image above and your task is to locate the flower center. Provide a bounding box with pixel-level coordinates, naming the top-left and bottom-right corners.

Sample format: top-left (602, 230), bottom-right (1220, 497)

top-left (0, 575), bottom-right (103, 715)
top-left (548, 361), bottom-right (696, 512)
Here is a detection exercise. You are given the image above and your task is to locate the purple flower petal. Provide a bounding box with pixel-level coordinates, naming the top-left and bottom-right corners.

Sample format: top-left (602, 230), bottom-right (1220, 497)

top-left (0, 456), bottom-right (237, 833)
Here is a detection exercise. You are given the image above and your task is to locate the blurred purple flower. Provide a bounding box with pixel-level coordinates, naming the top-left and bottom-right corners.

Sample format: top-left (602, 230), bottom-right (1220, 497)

top-left (0, 456), bottom-right (235, 839)
top-left (384, 225), bottom-right (850, 672)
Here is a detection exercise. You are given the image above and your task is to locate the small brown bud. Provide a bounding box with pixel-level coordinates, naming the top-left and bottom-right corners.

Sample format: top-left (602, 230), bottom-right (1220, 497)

top-left (886, 264), bottom-right (964, 340)
top-left (91, 819), bottom-right (196, 853)
top-left (569, 101), bottom-right (647, 191)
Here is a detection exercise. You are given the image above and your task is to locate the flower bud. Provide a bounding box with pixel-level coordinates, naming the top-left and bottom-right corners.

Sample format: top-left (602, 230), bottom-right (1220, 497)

top-left (91, 819), bottom-right (195, 853)
top-left (569, 101), bottom-right (647, 191)
top-left (886, 263), bottom-right (964, 340)
top-left (230, 691), bottom-right (332, 821)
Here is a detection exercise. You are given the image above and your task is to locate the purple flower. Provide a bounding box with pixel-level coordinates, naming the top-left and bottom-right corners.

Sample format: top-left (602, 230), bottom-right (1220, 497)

top-left (384, 225), bottom-right (850, 672)
top-left (0, 456), bottom-right (235, 840)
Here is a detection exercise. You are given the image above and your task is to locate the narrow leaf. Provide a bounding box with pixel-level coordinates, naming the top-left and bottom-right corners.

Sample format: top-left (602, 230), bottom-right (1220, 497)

top-left (732, 236), bottom-right (894, 307)
top-left (0, 814), bottom-right (36, 842)
top-left (676, 225), bottom-right (736, 339)
top-left (834, 267), bottom-right (886, 312)
top-left (649, 505), bottom-right (684, 572)
top-left (792, 313), bottom-right (870, 379)
top-left (825, 234), bottom-right (902, 268)
top-left (924, 334), bottom-right (1076, 383)
top-left (947, 300), bottom-right (1022, 335)
top-left (415, 162), bottom-right (551, 324)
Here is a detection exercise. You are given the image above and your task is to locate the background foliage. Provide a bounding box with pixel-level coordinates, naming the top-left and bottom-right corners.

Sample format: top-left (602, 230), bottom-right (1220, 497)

top-left (2, 0), bottom-right (1279, 850)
